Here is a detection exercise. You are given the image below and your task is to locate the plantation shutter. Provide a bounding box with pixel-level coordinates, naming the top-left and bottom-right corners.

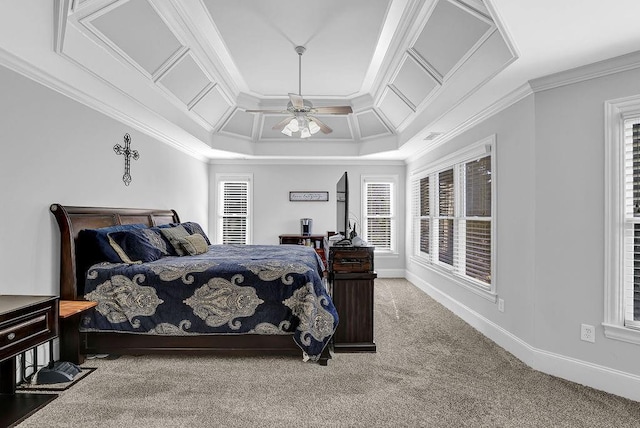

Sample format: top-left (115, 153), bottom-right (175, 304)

top-left (624, 120), bottom-right (640, 327)
top-left (420, 176), bottom-right (430, 255)
top-left (365, 181), bottom-right (393, 250)
top-left (438, 169), bottom-right (454, 265)
top-left (220, 180), bottom-right (249, 245)
top-left (464, 156), bottom-right (492, 284)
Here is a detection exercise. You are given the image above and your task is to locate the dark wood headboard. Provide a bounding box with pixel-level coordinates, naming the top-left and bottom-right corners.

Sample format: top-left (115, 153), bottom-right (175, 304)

top-left (50, 204), bottom-right (180, 300)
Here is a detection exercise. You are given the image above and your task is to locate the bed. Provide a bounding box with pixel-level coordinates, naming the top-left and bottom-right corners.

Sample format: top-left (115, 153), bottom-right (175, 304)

top-left (50, 203), bottom-right (336, 365)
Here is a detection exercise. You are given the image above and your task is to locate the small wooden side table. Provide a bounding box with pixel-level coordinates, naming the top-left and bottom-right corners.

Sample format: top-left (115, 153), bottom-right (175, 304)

top-left (59, 301), bottom-right (97, 365)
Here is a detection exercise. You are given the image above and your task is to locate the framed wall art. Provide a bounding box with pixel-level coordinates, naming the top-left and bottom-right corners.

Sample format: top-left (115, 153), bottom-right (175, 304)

top-left (289, 191), bottom-right (329, 202)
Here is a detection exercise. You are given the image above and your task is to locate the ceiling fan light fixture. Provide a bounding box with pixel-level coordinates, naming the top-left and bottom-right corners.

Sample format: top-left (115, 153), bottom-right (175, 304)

top-left (288, 117), bottom-right (300, 132)
top-left (308, 120), bottom-right (320, 135)
top-left (300, 127), bottom-right (311, 139)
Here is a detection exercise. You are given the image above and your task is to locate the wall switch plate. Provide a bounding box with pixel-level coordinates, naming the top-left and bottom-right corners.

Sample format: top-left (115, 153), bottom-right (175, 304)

top-left (498, 298), bottom-right (504, 312)
top-left (581, 324), bottom-right (595, 343)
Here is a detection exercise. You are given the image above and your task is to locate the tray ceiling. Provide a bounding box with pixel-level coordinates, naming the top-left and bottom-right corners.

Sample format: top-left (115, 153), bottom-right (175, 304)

top-left (3, 1), bottom-right (640, 160)
top-left (42, 0), bottom-right (515, 159)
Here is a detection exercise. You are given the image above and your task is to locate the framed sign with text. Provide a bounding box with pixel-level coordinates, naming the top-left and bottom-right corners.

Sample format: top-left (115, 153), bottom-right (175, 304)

top-left (289, 191), bottom-right (329, 202)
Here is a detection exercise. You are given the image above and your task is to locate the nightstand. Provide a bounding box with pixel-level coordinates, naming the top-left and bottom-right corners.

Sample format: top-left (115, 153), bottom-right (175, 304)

top-left (0, 295), bottom-right (58, 427)
top-left (59, 300), bottom-right (97, 365)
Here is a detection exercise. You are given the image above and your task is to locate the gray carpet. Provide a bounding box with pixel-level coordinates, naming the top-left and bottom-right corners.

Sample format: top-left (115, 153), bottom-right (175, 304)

top-left (19, 279), bottom-right (640, 427)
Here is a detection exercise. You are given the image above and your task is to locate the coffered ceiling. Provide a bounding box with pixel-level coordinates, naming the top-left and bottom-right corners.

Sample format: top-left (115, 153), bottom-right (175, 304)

top-left (1, 1), bottom-right (640, 160)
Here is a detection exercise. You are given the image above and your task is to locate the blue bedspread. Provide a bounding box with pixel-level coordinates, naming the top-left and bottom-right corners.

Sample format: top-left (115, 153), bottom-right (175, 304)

top-left (81, 245), bottom-right (338, 360)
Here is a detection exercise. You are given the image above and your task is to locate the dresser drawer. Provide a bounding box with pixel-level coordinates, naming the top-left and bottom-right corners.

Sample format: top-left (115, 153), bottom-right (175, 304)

top-left (0, 300), bottom-right (57, 362)
top-left (329, 246), bottom-right (374, 273)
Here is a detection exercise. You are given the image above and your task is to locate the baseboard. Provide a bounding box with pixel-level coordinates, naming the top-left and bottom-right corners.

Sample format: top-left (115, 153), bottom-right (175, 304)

top-left (375, 269), bottom-right (406, 278)
top-left (405, 270), bottom-right (640, 403)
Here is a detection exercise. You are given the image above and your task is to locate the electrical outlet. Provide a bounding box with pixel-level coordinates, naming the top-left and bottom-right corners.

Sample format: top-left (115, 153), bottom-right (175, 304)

top-left (498, 298), bottom-right (504, 313)
top-left (581, 324), bottom-right (595, 343)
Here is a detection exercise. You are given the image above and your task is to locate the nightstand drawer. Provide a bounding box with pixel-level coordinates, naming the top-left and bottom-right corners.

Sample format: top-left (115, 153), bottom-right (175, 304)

top-left (0, 302), bottom-right (57, 362)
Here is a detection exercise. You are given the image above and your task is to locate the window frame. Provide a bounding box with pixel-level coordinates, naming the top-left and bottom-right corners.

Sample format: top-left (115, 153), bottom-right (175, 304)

top-left (214, 173), bottom-right (253, 245)
top-left (604, 95), bottom-right (640, 345)
top-left (410, 135), bottom-right (497, 302)
top-left (361, 174), bottom-right (398, 255)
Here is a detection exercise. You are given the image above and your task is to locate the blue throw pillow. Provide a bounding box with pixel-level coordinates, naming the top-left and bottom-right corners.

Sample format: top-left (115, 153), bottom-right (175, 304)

top-left (77, 223), bottom-right (148, 264)
top-left (108, 229), bottom-right (164, 263)
top-left (181, 222), bottom-right (211, 245)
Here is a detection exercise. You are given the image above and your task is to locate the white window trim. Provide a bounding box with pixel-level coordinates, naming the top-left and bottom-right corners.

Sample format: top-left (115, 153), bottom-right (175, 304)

top-left (410, 135), bottom-right (497, 302)
top-left (214, 173), bottom-right (253, 245)
top-left (361, 174), bottom-right (398, 255)
top-left (603, 95), bottom-right (640, 345)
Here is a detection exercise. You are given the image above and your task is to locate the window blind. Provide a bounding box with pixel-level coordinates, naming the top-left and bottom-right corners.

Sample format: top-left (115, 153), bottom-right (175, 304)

top-left (419, 177), bottom-right (430, 255)
top-left (438, 169), bottom-right (454, 265)
top-left (464, 155), bottom-right (492, 284)
top-left (410, 138), bottom-right (494, 291)
top-left (220, 180), bottom-right (249, 245)
top-left (364, 181), bottom-right (393, 250)
top-left (624, 120), bottom-right (640, 327)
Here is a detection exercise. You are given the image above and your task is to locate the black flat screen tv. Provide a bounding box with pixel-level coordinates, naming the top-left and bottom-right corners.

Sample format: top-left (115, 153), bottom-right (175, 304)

top-left (336, 171), bottom-right (349, 237)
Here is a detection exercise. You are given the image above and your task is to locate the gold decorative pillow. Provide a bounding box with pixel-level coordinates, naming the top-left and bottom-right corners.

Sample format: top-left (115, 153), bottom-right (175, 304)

top-left (179, 234), bottom-right (209, 256)
top-left (159, 225), bottom-right (190, 256)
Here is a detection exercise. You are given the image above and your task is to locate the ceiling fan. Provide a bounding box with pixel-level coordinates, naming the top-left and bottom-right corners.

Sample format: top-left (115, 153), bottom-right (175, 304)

top-left (246, 45), bottom-right (353, 138)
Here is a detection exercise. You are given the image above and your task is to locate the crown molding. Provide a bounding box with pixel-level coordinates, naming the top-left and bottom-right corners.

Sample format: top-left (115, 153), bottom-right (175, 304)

top-left (406, 82), bottom-right (533, 164)
top-left (208, 158), bottom-right (406, 166)
top-left (530, 50), bottom-right (640, 93)
top-left (54, 0), bottom-right (70, 53)
top-left (0, 46), bottom-right (212, 162)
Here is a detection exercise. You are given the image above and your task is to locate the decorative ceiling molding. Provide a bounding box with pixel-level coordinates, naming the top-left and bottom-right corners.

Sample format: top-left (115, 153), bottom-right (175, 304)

top-left (406, 82), bottom-right (533, 163)
top-left (529, 49), bottom-right (640, 93)
top-left (46, 0), bottom-right (519, 159)
top-left (53, 0), bottom-right (70, 53)
top-left (355, 109), bottom-right (393, 140)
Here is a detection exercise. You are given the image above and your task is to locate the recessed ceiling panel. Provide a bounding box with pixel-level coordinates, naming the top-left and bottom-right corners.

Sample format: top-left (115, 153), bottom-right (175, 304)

top-left (310, 116), bottom-right (353, 140)
top-left (221, 109), bottom-right (254, 138)
top-left (191, 86), bottom-right (232, 127)
top-left (90, 0), bottom-right (182, 75)
top-left (378, 88), bottom-right (413, 128)
top-left (202, 0), bottom-right (391, 97)
top-left (412, 0), bottom-right (491, 78)
top-left (261, 116), bottom-right (293, 139)
top-left (158, 53), bottom-right (211, 105)
top-left (356, 110), bottom-right (391, 139)
top-left (391, 55), bottom-right (440, 108)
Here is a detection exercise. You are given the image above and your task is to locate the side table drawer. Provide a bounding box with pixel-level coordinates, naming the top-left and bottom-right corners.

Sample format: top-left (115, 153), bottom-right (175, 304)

top-left (0, 303), bottom-right (57, 361)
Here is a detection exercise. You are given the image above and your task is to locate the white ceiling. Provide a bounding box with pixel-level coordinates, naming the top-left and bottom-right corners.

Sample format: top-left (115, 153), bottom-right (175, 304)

top-left (1, 0), bottom-right (640, 161)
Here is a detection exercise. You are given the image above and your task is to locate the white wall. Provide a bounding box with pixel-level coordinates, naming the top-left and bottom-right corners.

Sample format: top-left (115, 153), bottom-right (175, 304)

top-left (407, 95), bottom-right (537, 344)
top-left (209, 162), bottom-right (406, 275)
top-left (0, 64), bottom-right (209, 296)
top-left (532, 67), bottom-right (640, 376)
top-left (406, 64), bottom-right (640, 401)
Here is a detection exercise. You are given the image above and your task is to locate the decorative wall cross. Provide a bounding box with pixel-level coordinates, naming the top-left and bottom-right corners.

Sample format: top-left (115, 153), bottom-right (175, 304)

top-left (113, 133), bottom-right (139, 186)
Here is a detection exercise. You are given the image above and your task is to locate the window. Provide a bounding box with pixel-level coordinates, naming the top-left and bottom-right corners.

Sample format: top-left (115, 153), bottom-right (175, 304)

top-left (411, 136), bottom-right (495, 299)
top-left (362, 175), bottom-right (397, 253)
top-left (216, 174), bottom-right (252, 245)
top-left (604, 95), bottom-right (640, 345)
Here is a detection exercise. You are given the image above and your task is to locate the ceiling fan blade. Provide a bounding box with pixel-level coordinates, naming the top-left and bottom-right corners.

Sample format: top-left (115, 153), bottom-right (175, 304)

top-left (289, 93), bottom-right (305, 109)
top-left (272, 116), bottom-right (293, 131)
top-left (312, 106), bottom-right (353, 115)
top-left (309, 116), bottom-right (332, 134)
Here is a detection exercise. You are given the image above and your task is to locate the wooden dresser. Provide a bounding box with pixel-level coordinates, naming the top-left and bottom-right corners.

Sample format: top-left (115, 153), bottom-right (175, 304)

top-left (328, 246), bottom-right (376, 353)
top-left (0, 295), bottom-right (59, 427)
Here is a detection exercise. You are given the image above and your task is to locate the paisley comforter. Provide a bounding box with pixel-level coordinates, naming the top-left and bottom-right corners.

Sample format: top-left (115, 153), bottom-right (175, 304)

top-left (81, 245), bottom-right (338, 360)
